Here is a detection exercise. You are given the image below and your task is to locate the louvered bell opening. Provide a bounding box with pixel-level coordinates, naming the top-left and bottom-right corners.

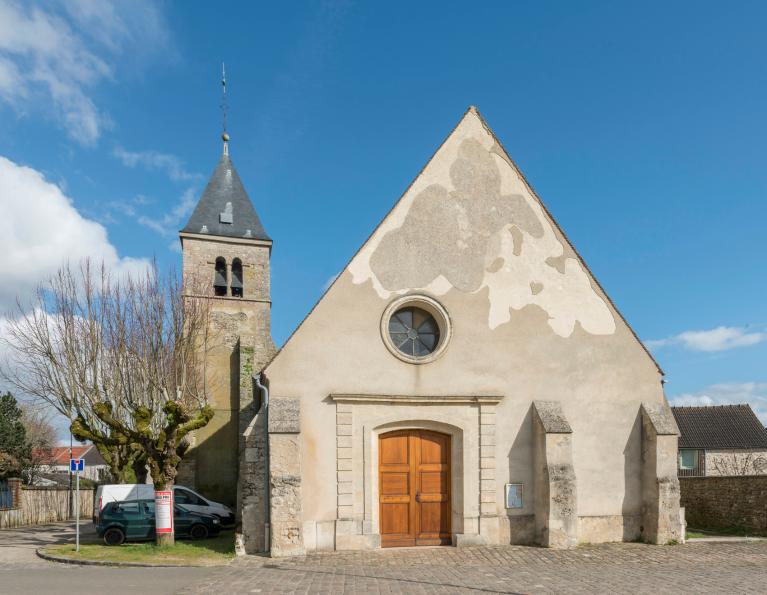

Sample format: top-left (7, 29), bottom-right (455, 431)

top-left (231, 259), bottom-right (243, 297)
top-left (214, 258), bottom-right (227, 296)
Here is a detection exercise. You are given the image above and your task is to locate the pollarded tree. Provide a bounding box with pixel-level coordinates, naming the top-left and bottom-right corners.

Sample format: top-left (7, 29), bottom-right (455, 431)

top-left (2, 260), bottom-right (215, 545)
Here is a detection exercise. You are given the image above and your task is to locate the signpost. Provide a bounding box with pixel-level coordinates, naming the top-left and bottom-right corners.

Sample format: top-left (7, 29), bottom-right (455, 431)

top-left (69, 458), bottom-right (84, 552)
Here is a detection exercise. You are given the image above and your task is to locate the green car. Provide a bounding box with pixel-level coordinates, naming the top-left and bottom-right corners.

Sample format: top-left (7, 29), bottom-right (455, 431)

top-left (96, 499), bottom-right (222, 545)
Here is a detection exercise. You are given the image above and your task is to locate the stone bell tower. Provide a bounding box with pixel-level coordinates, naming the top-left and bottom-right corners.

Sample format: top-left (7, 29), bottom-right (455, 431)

top-left (177, 129), bottom-right (275, 506)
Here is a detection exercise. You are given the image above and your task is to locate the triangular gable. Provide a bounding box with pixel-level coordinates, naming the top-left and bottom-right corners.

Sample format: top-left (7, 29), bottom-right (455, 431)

top-left (267, 107), bottom-right (662, 374)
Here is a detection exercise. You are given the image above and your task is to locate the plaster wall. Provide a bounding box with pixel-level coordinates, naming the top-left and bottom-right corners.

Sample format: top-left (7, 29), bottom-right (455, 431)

top-left (705, 449), bottom-right (767, 476)
top-left (263, 108), bottom-right (668, 548)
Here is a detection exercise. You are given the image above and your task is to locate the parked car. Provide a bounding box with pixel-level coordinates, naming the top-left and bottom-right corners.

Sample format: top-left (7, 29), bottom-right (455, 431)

top-left (95, 499), bottom-right (222, 545)
top-left (93, 484), bottom-right (235, 526)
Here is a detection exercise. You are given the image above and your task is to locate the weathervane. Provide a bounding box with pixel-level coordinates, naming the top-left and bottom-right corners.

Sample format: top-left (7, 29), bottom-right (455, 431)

top-left (221, 62), bottom-right (229, 156)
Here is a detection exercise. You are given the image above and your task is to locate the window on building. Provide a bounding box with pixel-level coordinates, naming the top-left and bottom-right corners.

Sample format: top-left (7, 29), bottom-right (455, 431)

top-left (214, 257), bottom-right (227, 296)
top-left (231, 258), bottom-right (243, 298)
top-left (388, 306), bottom-right (441, 358)
top-left (679, 449), bottom-right (697, 470)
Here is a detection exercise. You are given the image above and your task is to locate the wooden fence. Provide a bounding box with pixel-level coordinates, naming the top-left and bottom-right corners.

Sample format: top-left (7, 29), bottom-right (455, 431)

top-left (0, 486), bottom-right (94, 529)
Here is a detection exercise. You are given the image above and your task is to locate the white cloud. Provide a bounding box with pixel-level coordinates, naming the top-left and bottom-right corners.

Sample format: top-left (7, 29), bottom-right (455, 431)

top-left (646, 326), bottom-right (767, 352)
top-left (0, 1), bottom-right (171, 145)
top-left (137, 187), bottom-right (198, 238)
top-left (670, 383), bottom-right (767, 424)
top-left (0, 155), bottom-right (149, 312)
top-left (111, 147), bottom-right (202, 243)
top-left (113, 146), bottom-right (202, 183)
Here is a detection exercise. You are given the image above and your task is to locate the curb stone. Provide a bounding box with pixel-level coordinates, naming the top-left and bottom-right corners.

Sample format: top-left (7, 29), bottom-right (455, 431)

top-left (35, 547), bottom-right (232, 568)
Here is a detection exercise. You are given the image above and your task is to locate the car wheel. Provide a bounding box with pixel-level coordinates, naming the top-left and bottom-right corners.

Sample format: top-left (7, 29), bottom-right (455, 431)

top-left (190, 524), bottom-right (209, 540)
top-left (103, 527), bottom-right (125, 546)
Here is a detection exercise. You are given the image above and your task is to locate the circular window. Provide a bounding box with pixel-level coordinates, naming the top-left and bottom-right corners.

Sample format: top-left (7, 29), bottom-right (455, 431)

top-left (389, 307), bottom-right (440, 358)
top-left (381, 295), bottom-right (451, 364)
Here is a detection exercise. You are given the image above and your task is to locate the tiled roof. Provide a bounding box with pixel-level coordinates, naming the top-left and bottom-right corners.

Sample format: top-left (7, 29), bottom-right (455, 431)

top-left (33, 446), bottom-right (91, 466)
top-left (181, 154), bottom-right (270, 241)
top-left (671, 405), bottom-right (767, 449)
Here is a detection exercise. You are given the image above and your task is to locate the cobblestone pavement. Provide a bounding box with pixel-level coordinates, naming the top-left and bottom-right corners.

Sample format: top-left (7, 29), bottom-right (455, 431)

top-left (185, 541), bottom-right (767, 594)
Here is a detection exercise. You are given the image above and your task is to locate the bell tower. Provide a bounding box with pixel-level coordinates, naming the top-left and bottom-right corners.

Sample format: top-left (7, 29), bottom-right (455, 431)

top-left (177, 68), bottom-right (274, 505)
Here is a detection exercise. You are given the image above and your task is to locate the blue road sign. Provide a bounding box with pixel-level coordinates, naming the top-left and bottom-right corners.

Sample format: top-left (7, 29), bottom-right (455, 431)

top-left (69, 458), bottom-right (84, 472)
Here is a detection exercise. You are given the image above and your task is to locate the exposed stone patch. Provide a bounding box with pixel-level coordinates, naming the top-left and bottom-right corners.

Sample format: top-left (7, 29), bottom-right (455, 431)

top-left (509, 226), bottom-right (524, 256)
top-left (486, 257), bottom-right (504, 273)
top-left (545, 255), bottom-right (567, 274)
top-left (369, 138), bottom-right (543, 293)
top-left (269, 397), bottom-right (301, 434)
top-left (352, 111), bottom-right (616, 338)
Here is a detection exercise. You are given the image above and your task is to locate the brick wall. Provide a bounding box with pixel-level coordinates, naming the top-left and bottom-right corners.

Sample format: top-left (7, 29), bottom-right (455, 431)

top-left (680, 476), bottom-right (767, 535)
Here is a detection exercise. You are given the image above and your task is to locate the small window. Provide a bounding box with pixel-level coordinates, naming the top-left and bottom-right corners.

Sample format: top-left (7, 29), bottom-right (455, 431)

top-left (231, 258), bottom-right (243, 298)
top-left (214, 257), bottom-right (227, 296)
top-left (679, 449), bottom-right (697, 470)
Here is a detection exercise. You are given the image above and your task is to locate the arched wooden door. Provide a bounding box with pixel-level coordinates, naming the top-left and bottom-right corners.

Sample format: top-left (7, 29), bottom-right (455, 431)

top-left (379, 430), bottom-right (451, 547)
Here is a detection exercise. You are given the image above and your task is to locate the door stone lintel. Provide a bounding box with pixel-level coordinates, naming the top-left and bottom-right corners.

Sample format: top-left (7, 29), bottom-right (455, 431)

top-left (329, 393), bottom-right (504, 405)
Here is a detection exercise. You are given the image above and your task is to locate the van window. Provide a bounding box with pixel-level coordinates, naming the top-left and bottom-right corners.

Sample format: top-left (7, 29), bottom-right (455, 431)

top-left (175, 488), bottom-right (205, 506)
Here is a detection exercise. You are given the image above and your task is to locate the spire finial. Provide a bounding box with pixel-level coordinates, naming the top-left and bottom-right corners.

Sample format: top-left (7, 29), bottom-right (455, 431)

top-left (221, 62), bottom-right (229, 156)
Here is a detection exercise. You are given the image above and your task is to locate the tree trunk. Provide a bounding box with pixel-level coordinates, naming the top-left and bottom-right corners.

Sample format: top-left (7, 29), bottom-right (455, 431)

top-left (154, 481), bottom-right (175, 546)
top-left (132, 456), bottom-right (148, 485)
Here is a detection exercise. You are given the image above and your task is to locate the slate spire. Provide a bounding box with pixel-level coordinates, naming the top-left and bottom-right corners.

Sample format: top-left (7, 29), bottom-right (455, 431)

top-left (180, 67), bottom-right (270, 241)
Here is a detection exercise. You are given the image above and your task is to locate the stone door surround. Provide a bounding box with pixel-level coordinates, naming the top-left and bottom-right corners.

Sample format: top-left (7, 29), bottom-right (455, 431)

top-left (329, 393), bottom-right (504, 549)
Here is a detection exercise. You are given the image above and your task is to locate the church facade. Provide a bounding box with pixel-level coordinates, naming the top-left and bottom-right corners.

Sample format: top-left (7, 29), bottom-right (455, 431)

top-left (180, 107), bottom-right (682, 557)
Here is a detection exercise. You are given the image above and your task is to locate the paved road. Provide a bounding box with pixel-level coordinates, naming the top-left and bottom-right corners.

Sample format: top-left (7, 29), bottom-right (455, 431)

top-left (2, 524), bottom-right (767, 594)
top-left (0, 522), bottom-right (210, 595)
top-left (187, 540), bottom-right (767, 594)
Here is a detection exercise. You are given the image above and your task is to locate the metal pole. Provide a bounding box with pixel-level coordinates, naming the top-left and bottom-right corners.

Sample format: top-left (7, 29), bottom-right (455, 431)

top-left (68, 431), bottom-right (73, 519)
top-left (75, 469), bottom-right (80, 553)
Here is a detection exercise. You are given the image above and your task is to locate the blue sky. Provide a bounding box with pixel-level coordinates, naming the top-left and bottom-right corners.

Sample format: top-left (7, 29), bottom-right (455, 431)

top-left (0, 1), bottom-right (765, 428)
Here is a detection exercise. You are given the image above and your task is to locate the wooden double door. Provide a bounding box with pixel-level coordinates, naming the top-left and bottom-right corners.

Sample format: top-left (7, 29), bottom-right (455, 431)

top-left (379, 430), bottom-right (451, 547)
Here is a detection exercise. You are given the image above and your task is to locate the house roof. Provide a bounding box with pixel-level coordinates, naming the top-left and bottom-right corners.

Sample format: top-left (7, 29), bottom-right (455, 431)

top-left (181, 154), bottom-right (270, 241)
top-left (671, 405), bottom-right (767, 449)
top-left (33, 446), bottom-right (92, 466)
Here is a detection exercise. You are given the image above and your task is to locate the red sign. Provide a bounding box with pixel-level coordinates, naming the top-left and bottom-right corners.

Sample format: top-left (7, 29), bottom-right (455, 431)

top-left (155, 490), bottom-right (173, 534)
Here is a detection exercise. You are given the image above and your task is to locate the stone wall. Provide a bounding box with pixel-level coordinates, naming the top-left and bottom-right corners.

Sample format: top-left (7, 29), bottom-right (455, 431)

top-left (180, 233), bottom-right (274, 506)
top-left (267, 397), bottom-right (304, 557)
top-left (680, 476), bottom-right (767, 535)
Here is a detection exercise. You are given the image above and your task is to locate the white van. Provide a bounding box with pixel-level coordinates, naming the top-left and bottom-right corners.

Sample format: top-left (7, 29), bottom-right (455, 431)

top-left (93, 484), bottom-right (235, 526)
